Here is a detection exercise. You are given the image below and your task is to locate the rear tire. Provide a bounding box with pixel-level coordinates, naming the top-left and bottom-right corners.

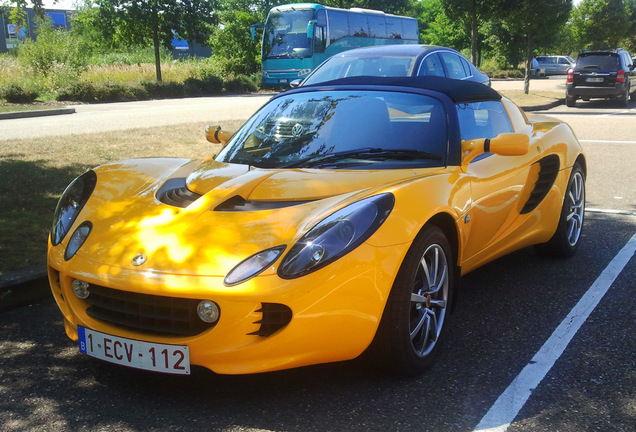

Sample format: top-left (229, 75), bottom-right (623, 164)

top-left (536, 163), bottom-right (585, 258)
top-left (566, 93), bottom-right (576, 107)
top-left (370, 226), bottom-right (456, 376)
top-left (618, 88), bottom-right (629, 108)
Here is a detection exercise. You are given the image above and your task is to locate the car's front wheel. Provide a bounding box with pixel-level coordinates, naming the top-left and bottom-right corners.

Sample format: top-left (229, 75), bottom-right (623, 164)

top-left (371, 225), bottom-right (456, 375)
top-left (536, 163), bottom-right (585, 257)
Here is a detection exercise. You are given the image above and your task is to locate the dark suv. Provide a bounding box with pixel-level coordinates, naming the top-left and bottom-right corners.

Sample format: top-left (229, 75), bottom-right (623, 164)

top-left (566, 49), bottom-right (635, 107)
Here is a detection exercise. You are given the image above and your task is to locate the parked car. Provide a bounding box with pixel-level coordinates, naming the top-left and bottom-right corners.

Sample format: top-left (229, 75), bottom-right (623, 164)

top-left (566, 49), bottom-right (636, 107)
top-left (296, 44), bottom-right (490, 87)
top-left (535, 55), bottom-right (575, 75)
top-left (48, 76), bottom-right (585, 377)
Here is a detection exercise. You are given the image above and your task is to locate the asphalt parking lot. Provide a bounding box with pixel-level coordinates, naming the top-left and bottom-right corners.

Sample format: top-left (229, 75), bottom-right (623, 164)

top-left (1, 80), bottom-right (634, 431)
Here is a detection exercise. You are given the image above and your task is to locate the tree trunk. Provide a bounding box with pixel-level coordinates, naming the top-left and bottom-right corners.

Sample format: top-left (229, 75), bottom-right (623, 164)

top-left (153, 26), bottom-right (162, 82)
top-left (471, 1), bottom-right (478, 65)
top-left (524, 32), bottom-right (533, 95)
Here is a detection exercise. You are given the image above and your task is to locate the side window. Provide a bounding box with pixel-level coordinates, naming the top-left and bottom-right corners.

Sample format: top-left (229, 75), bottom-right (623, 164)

top-left (385, 17), bottom-right (402, 39)
top-left (348, 13), bottom-right (368, 37)
top-left (456, 101), bottom-right (513, 141)
top-left (461, 58), bottom-right (473, 77)
top-left (558, 57), bottom-right (570, 65)
top-left (440, 52), bottom-right (468, 79)
top-left (368, 15), bottom-right (387, 38)
top-left (401, 19), bottom-right (418, 41)
top-left (328, 11), bottom-right (348, 44)
top-left (314, 10), bottom-right (327, 53)
top-left (418, 53), bottom-right (445, 77)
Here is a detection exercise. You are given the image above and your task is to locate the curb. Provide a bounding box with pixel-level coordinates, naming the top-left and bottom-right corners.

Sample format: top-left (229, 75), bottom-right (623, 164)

top-left (521, 98), bottom-right (564, 112)
top-left (0, 266), bottom-right (50, 312)
top-left (0, 107), bottom-right (76, 120)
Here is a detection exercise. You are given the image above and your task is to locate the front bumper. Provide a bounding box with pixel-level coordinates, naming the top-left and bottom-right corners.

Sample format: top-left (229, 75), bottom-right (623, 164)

top-left (48, 240), bottom-right (408, 375)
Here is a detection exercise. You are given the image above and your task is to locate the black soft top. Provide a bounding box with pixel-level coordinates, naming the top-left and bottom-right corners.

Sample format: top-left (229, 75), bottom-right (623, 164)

top-left (298, 76), bottom-right (501, 103)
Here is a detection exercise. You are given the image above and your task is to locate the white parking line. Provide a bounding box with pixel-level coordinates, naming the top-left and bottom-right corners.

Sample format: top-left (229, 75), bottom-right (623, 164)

top-left (587, 208), bottom-right (636, 216)
top-left (474, 231), bottom-right (636, 432)
top-left (579, 140), bottom-right (636, 144)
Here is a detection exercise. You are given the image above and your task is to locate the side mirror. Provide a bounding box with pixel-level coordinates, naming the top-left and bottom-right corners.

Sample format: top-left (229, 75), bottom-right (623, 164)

top-left (250, 23), bottom-right (264, 41)
top-left (462, 133), bottom-right (529, 166)
top-left (290, 79), bottom-right (302, 88)
top-left (307, 20), bottom-right (316, 39)
top-left (205, 125), bottom-right (234, 147)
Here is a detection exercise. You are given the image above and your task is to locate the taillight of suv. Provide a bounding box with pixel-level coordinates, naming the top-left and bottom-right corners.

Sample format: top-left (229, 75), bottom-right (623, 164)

top-left (616, 69), bottom-right (625, 83)
top-left (567, 68), bottom-right (574, 83)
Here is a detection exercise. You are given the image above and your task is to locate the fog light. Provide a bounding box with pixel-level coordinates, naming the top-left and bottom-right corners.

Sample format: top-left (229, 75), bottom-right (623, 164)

top-left (72, 280), bottom-right (90, 299)
top-left (197, 300), bottom-right (220, 323)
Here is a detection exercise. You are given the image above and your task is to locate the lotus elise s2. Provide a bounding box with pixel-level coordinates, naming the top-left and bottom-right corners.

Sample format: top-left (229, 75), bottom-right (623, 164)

top-left (48, 76), bottom-right (586, 376)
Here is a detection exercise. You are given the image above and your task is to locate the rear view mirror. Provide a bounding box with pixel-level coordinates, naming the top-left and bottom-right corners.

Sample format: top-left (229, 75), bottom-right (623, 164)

top-left (307, 20), bottom-right (316, 39)
top-left (205, 125), bottom-right (234, 147)
top-left (462, 133), bottom-right (529, 166)
top-left (489, 133), bottom-right (530, 156)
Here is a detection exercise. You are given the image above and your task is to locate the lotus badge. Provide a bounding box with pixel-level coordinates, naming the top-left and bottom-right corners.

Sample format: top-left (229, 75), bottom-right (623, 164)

top-left (132, 253), bottom-right (147, 266)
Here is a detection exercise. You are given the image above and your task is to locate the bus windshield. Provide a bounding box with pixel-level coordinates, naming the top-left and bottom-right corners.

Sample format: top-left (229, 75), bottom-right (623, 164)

top-left (263, 9), bottom-right (316, 60)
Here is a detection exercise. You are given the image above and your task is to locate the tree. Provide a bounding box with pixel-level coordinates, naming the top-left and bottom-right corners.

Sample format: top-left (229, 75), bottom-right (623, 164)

top-left (440, 0), bottom-right (499, 65)
top-left (96, 0), bottom-right (217, 82)
top-left (501, 0), bottom-right (572, 93)
top-left (413, 0), bottom-right (468, 48)
top-left (571, 0), bottom-right (632, 50)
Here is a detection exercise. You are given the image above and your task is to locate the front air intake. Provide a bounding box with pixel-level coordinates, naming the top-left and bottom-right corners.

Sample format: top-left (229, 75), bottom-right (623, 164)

top-left (248, 303), bottom-right (292, 337)
top-left (156, 178), bottom-right (201, 208)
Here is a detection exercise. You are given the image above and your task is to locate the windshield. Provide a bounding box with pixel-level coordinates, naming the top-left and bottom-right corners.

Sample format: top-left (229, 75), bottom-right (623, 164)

top-left (263, 9), bottom-right (315, 60)
top-left (303, 55), bottom-right (416, 85)
top-left (216, 90), bottom-right (448, 169)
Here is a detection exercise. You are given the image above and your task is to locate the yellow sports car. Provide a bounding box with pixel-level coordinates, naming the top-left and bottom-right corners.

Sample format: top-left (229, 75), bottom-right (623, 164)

top-left (47, 76), bottom-right (586, 376)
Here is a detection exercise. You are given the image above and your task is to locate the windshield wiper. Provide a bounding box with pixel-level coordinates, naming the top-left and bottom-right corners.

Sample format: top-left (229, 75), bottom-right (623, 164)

top-left (283, 148), bottom-right (443, 168)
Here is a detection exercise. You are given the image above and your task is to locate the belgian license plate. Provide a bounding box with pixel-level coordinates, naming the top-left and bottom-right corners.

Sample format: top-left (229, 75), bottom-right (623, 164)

top-left (78, 326), bottom-right (190, 375)
top-left (279, 79), bottom-right (288, 83)
top-left (585, 77), bottom-right (604, 83)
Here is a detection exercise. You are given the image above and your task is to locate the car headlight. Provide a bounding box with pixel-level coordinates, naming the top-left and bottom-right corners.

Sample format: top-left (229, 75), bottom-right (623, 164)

top-left (298, 69), bottom-right (311, 77)
top-left (64, 222), bottom-right (92, 261)
top-left (51, 170), bottom-right (97, 246)
top-left (225, 246), bottom-right (287, 286)
top-left (279, 193), bottom-right (395, 279)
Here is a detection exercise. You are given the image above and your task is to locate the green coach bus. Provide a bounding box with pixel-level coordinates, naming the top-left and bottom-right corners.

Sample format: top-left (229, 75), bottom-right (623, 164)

top-left (253, 3), bottom-right (419, 87)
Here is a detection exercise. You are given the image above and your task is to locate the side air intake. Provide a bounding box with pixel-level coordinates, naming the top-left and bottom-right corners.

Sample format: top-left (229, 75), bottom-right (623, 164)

top-left (521, 155), bottom-right (560, 214)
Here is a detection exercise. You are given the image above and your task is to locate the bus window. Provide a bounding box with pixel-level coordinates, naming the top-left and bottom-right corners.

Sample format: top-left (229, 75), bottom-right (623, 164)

top-left (386, 17), bottom-right (402, 39)
top-left (314, 9), bottom-right (327, 53)
top-left (402, 19), bottom-right (418, 40)
top-left (328, 10), bottom-right (348, 44)
top-left (368, 15), bottom-right (387, 38)
top-left (348, 12), bottom-right (369, 37)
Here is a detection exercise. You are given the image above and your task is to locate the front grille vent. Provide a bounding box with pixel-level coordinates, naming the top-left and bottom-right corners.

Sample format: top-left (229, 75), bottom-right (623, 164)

top-left (521, 155), bottom-right (560, 214)
top-left (85, 284), bottom-right (216, 336)
top-left (156, 178), bottom-right (201, 208)
top-left (248, 303), bottom-right (292, 337)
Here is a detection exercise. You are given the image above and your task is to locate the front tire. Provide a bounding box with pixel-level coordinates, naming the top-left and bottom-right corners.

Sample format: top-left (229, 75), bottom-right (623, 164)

top-left (371, 226), bottom-right (456, 375)
top-left (536, 163), bottom-right (585, 257)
